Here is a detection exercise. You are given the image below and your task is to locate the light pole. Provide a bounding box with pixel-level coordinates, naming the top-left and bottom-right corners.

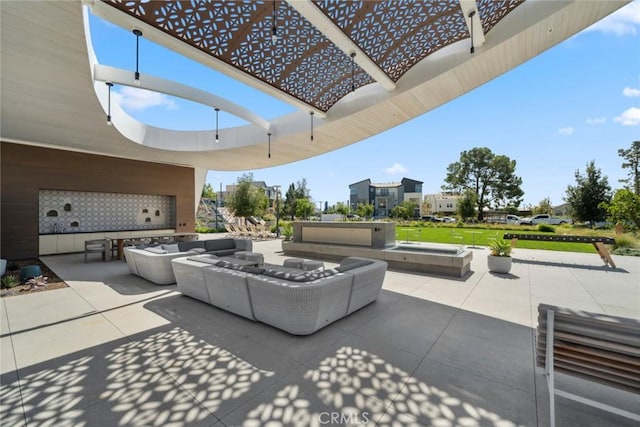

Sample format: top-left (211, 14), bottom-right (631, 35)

top-left (317, 201), bottom-right (323, 217)
top-left (274, 185), bottom-right (281, 238)
top-left (214, 182), bottom-right (219, 231)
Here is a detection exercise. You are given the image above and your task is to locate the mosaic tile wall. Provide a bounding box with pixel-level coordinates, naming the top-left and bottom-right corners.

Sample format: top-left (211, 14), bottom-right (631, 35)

top-left (39, 190), bottom-right (175, 234)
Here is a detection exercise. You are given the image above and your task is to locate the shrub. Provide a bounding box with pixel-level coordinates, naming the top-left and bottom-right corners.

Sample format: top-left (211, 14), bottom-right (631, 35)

top-left (282, 223), bottom-right (293, 240)
top-left (1, 274), bottom-right (20, 288)
top-left (537, 224), bottom-right (556, 233)
top-left (195, 226), bottom-right (222, 233)
top-left (612, 247), bottom-right (640, 256)
top-left (456, 221), bottom-right (465, 228)
top-left (613, 234), bottom-right (637, 249)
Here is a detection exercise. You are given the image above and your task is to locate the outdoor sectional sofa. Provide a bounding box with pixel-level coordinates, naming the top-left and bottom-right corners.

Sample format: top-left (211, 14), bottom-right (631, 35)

top-left (124, 238), bottom-right (252, 285)
top-left (171, 255), bottom-right (388, 335)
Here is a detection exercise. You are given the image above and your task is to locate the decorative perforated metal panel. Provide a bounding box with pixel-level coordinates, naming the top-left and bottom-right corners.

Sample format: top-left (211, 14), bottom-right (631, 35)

top-left (101, 0), bottom-right (524, 112)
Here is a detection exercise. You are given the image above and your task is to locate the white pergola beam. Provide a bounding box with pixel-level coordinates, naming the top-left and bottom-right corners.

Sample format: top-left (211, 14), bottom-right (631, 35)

top-left (94, 64), bottom-right (271, 130)
top-left (287, 0), bottom-right (396, 91)
top-left (460, 0), bottom-right (486, 51)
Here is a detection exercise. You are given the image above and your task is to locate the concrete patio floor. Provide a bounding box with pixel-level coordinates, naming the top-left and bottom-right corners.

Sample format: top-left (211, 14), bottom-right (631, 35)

top-left (1, 236), bottom-right (638, 426)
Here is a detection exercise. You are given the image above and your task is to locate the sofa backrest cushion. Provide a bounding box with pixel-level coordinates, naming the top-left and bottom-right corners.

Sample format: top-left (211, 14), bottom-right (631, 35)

top-left (239, 266), bottom-right (266, 275)
top-left (336, 259), bottom-right (372, 272)
top-left (177, 240), bottom-right (206, 251)
top-left (262, 268), bottom-right (338, 282)
top-left (162, 244), bottom-right (180, 253)
top-left (145, 247), bottom-right (168, 254)
top-left (205, 239), bottom-right (236, 251)
top-left (186, 256), bottom-right (220, 265)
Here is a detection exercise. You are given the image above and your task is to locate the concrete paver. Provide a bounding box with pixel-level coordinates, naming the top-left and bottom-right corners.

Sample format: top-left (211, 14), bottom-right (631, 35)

top-left (0, 235), bottom-right (637, 426)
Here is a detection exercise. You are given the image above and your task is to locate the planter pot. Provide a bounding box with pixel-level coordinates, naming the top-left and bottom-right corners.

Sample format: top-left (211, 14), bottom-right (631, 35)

top-left (488, 255), bottom-right (512, 274)
top-left (0, 259), bottom-right (6, 276)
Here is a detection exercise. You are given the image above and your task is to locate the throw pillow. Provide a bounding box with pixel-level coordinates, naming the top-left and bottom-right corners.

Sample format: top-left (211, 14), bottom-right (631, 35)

top-left (162, 244), bottom-right (180, 253)
top-left (186, 247), bottom-right (207, 254)
top-left (145, 247), bottom-right (168, 254)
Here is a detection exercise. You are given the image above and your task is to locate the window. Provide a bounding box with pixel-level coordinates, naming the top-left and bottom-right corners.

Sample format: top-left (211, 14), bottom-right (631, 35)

top-left (350, 187), bottom-right (357, 195)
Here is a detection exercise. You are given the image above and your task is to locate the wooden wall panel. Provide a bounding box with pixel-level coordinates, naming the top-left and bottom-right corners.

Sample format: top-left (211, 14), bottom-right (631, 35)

top-left (1, 142), bottom-right (195, 259)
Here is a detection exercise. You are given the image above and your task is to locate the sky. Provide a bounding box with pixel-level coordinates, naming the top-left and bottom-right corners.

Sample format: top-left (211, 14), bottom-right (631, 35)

top-left (89, 1), bottom-right (640, 209)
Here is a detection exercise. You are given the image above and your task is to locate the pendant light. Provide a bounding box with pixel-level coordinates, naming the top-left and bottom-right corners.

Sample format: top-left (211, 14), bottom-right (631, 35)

top-left (133, 29), bottom-right (143, 84)
top-left (105, 81), bottom-right (114, 125)
top-left (215, 108), bottom-right (220, 143)
top-left (268, 132), bottom-right (272, 158)
top-left (468, 11), bottom-right (476, 54)
top-left (350, 52), bottom-right (356, 92)
top-left (271, 0), bottom-right (278, 44)
top-left (310, 111), bottom-right (314, 141)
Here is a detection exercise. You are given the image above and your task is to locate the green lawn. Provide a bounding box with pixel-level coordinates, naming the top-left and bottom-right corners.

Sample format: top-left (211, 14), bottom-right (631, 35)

top-left (395, 226), bottom-right (602, 253)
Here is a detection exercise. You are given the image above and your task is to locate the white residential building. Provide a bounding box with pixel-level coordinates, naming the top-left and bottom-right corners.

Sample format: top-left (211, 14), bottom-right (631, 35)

top-left (424, 193), bottom-right (460, 215)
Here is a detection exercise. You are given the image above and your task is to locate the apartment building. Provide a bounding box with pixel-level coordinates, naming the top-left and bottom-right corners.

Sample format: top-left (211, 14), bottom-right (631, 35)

top-left (349, 178), bottom-right (423, 218)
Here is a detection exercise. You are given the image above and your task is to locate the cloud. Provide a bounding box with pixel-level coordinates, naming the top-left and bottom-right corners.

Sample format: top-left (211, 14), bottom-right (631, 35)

top-left (584, 1), bottom-right (640, 36)
top-left (384, 163), bottom-right (408, 175)
top-left (558, 127), bottom-right (574, 136)
top-left (623, 87), bottom-right (640, 97)
top-left (113, 87), bottom-right (178, 111)
top-left (586, 117), bottom-right (606, 125)
top-left (614, 107), bottom-right (640, 126)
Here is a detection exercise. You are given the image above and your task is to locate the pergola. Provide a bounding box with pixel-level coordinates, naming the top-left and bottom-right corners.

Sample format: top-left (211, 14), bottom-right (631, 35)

top-left (0, 0), bottom-right (630, 172)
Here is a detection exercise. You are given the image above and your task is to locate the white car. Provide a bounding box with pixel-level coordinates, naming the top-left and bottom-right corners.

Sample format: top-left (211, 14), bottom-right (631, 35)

top-left (506, 214), bottom-right (520, 225)
top-left (519, 214), bottom-right (572, 225)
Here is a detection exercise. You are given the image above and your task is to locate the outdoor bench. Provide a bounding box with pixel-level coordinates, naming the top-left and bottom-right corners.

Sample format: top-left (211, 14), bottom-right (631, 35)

top-left (536, 304), bottom-right (640, 426)
top-left (503, 233), bottom-right (616, 268)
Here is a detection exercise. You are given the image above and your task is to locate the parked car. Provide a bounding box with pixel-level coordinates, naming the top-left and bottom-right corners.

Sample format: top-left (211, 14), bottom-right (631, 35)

top-left (441, 216), bottom-right (457, 223)
top-left (506, 214), bottom-right (520, 225)
top-left (421, 215), bottom-right (442, 222)
top-left (518, 214), bottom-right (572, 226)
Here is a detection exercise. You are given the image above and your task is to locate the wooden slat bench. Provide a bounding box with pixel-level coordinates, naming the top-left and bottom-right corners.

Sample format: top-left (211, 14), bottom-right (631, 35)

top-left (503, 233), bottom-right (617, 268)
top-left (536, 304), bottom-right (640, 426)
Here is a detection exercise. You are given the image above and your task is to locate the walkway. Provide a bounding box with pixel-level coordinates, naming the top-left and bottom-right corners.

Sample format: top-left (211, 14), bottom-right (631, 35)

top-left (1, 237), bottom-right (638, 426)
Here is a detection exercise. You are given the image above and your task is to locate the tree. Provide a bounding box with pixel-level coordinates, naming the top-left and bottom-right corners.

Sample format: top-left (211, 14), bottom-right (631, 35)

top-left (295, 178), bottom-right (310, 199)
top-left (456, 189), bottom-right (476, 221)
top-left (282, 179), bottom-right (312, 220)
top-left (564, 161), bottom-right (612, 224)
top-left (201, 182), bottom-right (216, 199)
top-left (282, 184), bottom-right (297, 220)
top-left (389, 205), bottom-right (408, 219)
top-left (618, 140), bottom-right (640, 195)
top-left (532, 198), bottom-right (553, 215)
top-left (443, 147), bottom-right (523, 221)
top-left (227, 173), bottom-right (267, 219)
top-left (389, 200), bottom-right (416, 220)
top-left (334, 202), bottom-right (349, 217)
top-left (356, 203), bottom-right (374, 219)
top-left (600, 188), bottom-right (640, 230)
top-left (421, 199), bottom-right (431, 216)
top-left (295, 198), bottom-right (314, 220)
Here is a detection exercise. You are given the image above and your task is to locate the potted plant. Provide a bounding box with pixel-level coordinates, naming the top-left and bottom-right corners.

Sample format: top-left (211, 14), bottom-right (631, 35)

top-left (487, 238), bottom-right (512, 274)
